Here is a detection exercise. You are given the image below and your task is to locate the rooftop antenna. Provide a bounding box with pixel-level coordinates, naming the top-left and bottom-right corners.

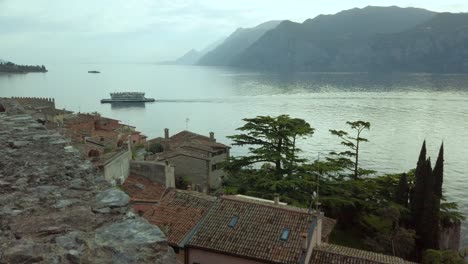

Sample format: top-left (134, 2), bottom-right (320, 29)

top-left (185, 118), bottom-right (190, 130)
top-left (315, 152), bottom-right (321, 212)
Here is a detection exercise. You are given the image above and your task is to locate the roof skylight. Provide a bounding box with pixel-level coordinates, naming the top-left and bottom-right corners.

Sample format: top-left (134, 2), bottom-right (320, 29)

top-left (280, 228), bottom-right (290, 241)
top-left (228, 216), bottom-right (238, 228)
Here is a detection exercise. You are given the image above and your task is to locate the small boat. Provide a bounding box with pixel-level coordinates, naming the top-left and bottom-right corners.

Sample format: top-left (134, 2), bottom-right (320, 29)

top-left (101, 92), bottom-right (156, 103)
top-left (88, 70), bottom-right (100, 74)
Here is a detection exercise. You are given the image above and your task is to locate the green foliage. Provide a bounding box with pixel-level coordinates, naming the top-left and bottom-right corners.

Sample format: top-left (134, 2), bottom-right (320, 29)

top-left (411, 142), bottom-right (446, 256)
top-left (103, 146), bottom-right (113, 154)
top-left (227, 115), bottom-right (314, 175)
top-left (328, 120), bottom-right (374, 179)
top-left (395, 173), bottom-right (410, 207)
top-left (176, 176), bottom-right (191, 190)
top-left (223, 116), bottom-right (464, 262)
top-left (148, 142), bottom-right (164, 153)
top-left (440, 201), bottom-right (465, 226)
top-left (423, 249), bottom-right (467, 264)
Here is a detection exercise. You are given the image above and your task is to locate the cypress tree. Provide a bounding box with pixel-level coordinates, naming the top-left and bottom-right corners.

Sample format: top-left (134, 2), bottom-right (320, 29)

top-left (412, 142), bottom-right (445, 259)
top-left (411, 141), bottom-right (427, 228)
top-left (395, 173), bottom-right (409, 207)
top-left (420, 158), bottom-right (437, 249)
top-left (430, 143), bottom-right (444, 247)
top-left (433, 143), bottom-right (444, 198)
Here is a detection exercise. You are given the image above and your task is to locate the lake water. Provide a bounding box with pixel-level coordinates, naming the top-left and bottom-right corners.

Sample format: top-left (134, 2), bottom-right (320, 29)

top-left (1, 63), bottom-right (468, 247)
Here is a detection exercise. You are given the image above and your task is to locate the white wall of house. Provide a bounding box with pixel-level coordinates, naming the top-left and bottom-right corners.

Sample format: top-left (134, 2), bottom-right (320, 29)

top-left (103, 150), bottom-right (131, 185)
top-left (187, 248), bottom-right (265, 264)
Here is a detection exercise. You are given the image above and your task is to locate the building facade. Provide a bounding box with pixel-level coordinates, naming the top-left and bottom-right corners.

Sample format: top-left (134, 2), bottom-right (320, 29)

top-left (146, 129), bottom-right (230, 191)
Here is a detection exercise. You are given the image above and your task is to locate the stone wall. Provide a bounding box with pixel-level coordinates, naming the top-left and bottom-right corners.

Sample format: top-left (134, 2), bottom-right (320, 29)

top-left (167, 155), bottom-right (209, 191)
top-left (0, 100), bottom-right (176, 263)
top-left (130, 160), bottom-right (175, 188)
top-left (439, 222), bottom-right (461, 251)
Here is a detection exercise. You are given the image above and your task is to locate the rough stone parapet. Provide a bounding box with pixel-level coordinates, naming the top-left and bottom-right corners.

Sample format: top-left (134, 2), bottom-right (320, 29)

top-left (0, 102), bottom-right (176, 263)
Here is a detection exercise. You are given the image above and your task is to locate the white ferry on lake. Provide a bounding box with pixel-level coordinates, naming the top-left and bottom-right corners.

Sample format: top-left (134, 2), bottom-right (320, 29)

top-left (101, 92), bottom-right (155, 103)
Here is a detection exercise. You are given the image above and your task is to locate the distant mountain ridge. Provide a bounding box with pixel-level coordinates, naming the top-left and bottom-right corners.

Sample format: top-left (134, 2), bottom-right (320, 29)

top-left (231, 6), bottom-right (442, 72)
top-left (189, 6), bottom-right (468, 73)
top-left (197, 20), bottom-right (283, 66)
top-left (160, 38), bottom-right (224, 65)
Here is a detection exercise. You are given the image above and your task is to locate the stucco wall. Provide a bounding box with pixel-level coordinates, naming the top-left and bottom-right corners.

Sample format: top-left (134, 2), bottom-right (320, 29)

top-left (103, 150), bottom-right (131, 185)
top-left (167, 155), bottom-right (209, 191)
top-left (187, 248), bottom-right (266, 264)
top-left (304, 217), bottom-right (321, 264)
top-left (130, 161), bottom-right (175, 188)
top-left (209, 152), bottom-right (229, 189)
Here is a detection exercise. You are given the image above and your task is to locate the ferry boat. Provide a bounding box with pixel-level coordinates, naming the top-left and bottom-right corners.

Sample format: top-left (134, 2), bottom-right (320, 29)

top-left (101, 92), bottom-right (156, 103)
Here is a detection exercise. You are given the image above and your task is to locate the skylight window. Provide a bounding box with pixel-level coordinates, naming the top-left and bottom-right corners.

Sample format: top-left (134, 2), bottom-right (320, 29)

top-left (228, 216), bottom-right (238, 228)
top-left (280, 228), bottom-right (290, 241)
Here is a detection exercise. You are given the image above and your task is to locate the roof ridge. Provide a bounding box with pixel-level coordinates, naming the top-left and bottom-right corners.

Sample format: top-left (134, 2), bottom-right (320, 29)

top-left (221, 196), bottom-right (313, 215)
top-left (316, 244), bottom-right (406, 263)
top-left (170, 188), bottom-right (217, 201)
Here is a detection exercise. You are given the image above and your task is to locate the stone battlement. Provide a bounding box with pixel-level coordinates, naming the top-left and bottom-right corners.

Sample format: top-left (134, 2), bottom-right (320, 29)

top-left (0, 101), bottom-right (175, 263)
top-left (11, 96), bottom-right (55, 103)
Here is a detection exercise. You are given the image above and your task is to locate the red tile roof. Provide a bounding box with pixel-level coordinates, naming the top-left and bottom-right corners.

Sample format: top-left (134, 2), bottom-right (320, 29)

top-left (122, 175), bottom-right (167, 203)
top-left (143, 189), bottom-right (216, 246)
top-left (310, 244), bottom-right (417, 264)
top-left (187, 196), bottom-right (317, 264)
top-left (169, 130), bottom-right (230, 150)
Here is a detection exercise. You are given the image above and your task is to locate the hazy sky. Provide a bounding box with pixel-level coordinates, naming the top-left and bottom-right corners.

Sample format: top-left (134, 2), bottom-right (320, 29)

top-left (1, 0), bottom-right (467, 64)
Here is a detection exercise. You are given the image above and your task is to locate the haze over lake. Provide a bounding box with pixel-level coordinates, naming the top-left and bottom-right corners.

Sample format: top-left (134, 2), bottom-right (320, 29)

top-left (1, 63), bottom-right (468, 246)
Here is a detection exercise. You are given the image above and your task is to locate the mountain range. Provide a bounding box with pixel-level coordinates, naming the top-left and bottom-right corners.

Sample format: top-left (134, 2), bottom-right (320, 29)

top-left (197, 20), bottom-right (282, 66)
top-left (172, 6), bottom-right (468, 73)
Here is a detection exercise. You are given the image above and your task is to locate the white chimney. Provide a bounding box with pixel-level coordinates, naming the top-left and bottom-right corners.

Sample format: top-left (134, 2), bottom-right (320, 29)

top-left (274, 193), bottom-right (280, 205)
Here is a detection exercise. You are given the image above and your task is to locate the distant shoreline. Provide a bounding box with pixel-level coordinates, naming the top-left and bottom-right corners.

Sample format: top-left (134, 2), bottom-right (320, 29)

top-left (0, 62), bottom-right (47, 74)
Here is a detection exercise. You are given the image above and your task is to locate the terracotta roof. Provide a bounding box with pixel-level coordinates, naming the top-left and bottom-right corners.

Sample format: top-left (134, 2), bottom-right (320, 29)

top-left (187, 196), bottom-right (317, 264)
top-left (85, 136), bottom-right (115, 148)
top-left (310, 244), bottom-right (417, 264)
top-left (143, 189), bottom-right (216, 246)
top-left (64, 113), bottom-right (97, 125)
top-left (153, 149), bottom-right (211, 161)
top-left (122, 175), bottom-right (167, 203)
top-left (169, 130), bottom-right (230, 150)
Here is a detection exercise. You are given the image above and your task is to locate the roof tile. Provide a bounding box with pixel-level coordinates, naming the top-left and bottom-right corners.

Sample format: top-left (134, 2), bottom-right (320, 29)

top-left (188, 196), bottom-right (317, 264)
top-left (122, 175), bottom-right (167, 202)
top-left (310, 244), bottom-right (418, 264)
top-left (143, 189), bottom-right (216, 246)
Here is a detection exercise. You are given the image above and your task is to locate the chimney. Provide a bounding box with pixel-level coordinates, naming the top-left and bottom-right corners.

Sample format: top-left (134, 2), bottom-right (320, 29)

top-left (209, 132), bottom-right (215, 141)
top-left (187, 184), bottom-right (192, 191)
top-left (164, 128), bottom-right (169, 139)
top-left (301, 232), bottom-right (308, 252)
top-left (274, 193), bottom-right (280, 205)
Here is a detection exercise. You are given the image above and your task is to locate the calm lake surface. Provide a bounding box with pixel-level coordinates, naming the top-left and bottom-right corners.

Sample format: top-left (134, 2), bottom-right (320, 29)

top-left (1, 63), bottom-right (468, 246)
